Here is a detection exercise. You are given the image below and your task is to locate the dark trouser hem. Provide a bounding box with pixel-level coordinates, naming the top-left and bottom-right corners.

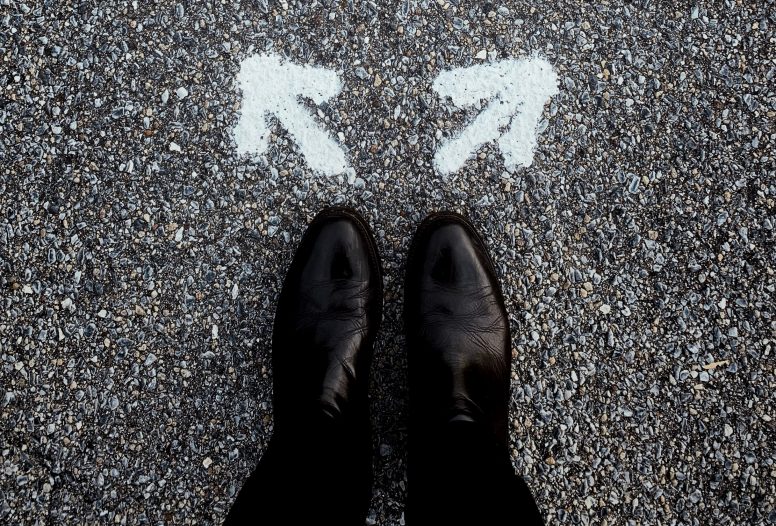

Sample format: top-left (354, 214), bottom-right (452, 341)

top-left (223, 415), bottom-right (371, 526)
top-left (225, 419), bottom-right (542, 525)
top-left (407, 420), bottom-right (544, 526)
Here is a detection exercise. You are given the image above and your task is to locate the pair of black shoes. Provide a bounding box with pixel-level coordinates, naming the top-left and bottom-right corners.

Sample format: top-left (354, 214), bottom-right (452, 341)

top-left (226, 207), bottom-right (540, 525)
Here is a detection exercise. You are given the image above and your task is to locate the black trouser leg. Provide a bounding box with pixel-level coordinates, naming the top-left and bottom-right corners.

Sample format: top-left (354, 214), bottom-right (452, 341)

top-left (407, 420), bottom-right (543, 526)
top-left (224, 415), bottom-right (371, 526)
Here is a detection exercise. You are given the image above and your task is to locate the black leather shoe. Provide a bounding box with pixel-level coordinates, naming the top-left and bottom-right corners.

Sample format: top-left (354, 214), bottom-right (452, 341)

top-left (405, 211), bottom-right (510, 445)
top-left (272, 206), bottom-right (382, 438)
top-left (403, 212), bottom-right (545, 526)
top-left (225, 207), bottom-right (381, 526)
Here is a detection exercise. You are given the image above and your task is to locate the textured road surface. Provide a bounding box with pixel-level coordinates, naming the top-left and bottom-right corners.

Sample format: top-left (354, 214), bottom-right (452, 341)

top-left (1, 0), bottom-right (775, 524)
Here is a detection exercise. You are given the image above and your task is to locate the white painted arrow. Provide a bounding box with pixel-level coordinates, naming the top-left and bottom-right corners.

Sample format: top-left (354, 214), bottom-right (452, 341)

top-left (432, 57), bottom-right (559, 176)
top-left (233, 54), bottom-right (351, 177)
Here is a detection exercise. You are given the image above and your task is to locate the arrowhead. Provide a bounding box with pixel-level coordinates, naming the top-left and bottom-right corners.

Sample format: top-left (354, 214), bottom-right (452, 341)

top-left (433, 57), bottom-right (558, 176)
top-left (233, 54), bottom-right (351, 177)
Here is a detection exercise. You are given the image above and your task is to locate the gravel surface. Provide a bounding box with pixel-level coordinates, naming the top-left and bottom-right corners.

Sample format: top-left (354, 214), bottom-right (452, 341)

top-left (1, 0), bottom-right (775, 524)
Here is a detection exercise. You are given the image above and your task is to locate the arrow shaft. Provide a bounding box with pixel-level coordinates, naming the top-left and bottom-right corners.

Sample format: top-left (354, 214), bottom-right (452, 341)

top-left (274, 101), bottom-right (348, 175)
top-left (435, 97), bottom-right (515, 176)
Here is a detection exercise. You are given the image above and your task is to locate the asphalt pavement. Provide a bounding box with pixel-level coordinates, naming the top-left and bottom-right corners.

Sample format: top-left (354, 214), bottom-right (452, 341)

top-left (1, 0), bottom-right (774, 524)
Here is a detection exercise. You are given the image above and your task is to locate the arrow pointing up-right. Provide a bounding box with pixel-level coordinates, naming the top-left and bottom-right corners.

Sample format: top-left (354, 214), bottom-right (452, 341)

top-left (432, 57), bottom-right (559, 176)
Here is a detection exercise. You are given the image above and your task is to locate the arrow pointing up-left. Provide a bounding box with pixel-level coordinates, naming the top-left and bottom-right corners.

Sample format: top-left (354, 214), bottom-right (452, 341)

top-left (233, 54), bottom-right (351, 177)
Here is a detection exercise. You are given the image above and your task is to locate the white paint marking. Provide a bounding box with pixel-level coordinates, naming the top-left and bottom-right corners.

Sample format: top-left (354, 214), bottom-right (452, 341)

top-left (233, 54), bottom-right (351, 177)
top-left (432, 56), bottom-right (559, 176)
